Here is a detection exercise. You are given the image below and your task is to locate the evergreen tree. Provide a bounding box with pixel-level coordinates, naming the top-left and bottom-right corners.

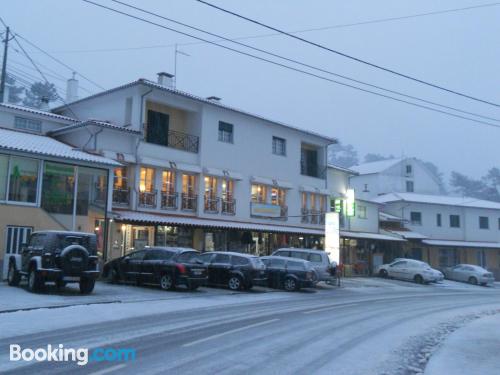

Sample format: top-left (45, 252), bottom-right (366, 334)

top-left (22, 81), bottom-right (58, 108)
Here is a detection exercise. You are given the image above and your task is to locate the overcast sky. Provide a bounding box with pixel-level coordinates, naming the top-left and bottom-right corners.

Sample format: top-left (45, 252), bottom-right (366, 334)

top-left (2, 0), bottom-right (499, 179)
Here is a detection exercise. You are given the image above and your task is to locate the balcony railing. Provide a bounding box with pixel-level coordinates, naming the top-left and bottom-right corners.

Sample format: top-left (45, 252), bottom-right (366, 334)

top-left (319, 210), bottom-right (326, 225)
top-left (221, 198), bottom-right (236, 215)
top-left (181, 193), bottom-right (198, 211)
top-left (139, 190), bottom-right (157, 208)
top-left (310, 209), bottom-right (320, 224)
top-left (300, 161), bottom-right (326, 179)
top-left (204, 196), bottom-right (220, 213)
top-left (112, 188), bottom-right (130, 206)
top-left (161, 191), bottom-right (178, 210)
top-left (271, 205), bottom-right (288, 221)
top-left (301, 208), bottom-right (309, 223)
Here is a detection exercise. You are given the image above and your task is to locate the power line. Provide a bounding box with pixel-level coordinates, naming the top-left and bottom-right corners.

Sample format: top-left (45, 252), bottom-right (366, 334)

top-left (108, 0), bottom-right (500, 124)
top-left (81, 0), bottom-right (500, 129)
top-left (41, 2), bottom-right (500, 54)
top-left (195, 0), bottom-right (500, 108)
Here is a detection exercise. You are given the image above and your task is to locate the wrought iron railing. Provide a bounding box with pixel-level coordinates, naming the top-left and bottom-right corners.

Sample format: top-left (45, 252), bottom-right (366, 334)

top-left (310, 209), bottom-right (320, 224)
top-left (301, 208), bottom-right (309, 223)
top-left (221, 198), bottom-right (236, 215)
top-left (112, 188), bottom-right (130, 206)
top-left (181, 193), bottom-right (198, 211)
top-left (319, 210), bottom-right (326, 225)
top-left (138, 190), bottom-right (157, 208)
top-left (300, 160), bottom-right (326, 179)
top-left (161, 191), bottom-right (178, 210)
top-left (204, 196), bottom-right (220, 213)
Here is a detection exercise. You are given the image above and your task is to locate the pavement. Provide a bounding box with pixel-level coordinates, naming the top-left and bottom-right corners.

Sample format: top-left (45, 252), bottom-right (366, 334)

top-left (0, 278), bottom-right (499, 374)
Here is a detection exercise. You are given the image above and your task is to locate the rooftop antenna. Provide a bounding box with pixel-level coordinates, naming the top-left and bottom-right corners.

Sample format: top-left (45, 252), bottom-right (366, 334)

top-left (174, 43), bottom-right (190, 89)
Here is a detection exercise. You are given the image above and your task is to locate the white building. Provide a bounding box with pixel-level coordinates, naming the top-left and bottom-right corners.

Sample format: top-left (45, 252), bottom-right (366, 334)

top-left (50, 74), bottom-right (335, 257)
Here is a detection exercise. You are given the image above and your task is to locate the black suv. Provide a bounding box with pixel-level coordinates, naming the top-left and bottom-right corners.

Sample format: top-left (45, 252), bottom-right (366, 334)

top-left (260, 256), bottom-right (316, 291)
top-left (102, 247), bottom-right (207, 290)
top-left (7, 231), bottom-right (99, 294)
top-left (199, 251), bottom-right (267, 291)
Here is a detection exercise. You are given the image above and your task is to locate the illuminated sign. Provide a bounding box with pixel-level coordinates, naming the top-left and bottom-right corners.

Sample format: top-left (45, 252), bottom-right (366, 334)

top-left (345, 188), bottom-right (356, 217)
top-left (250, 203), bottom-right (282, 218)
top-left (324, 212), bottom-right (340, 264)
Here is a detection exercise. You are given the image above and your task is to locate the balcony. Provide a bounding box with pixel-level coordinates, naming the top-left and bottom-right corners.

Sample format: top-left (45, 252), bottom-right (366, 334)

top-left (310, 209), bottom-right (320, 224)
top-left (93, 183), bottom-right (107, 207)
top-left (181, 193), bottom-right (198, 212)
top-left (204, 196), bottom-right (220, 214)
top-left (112, 188), bottom-right (130, 206)
top-left (301, 208), bottom-right (309, 223)
top-left (161, 192), bottom-right (178, 210)
top-left (139, 190), bottom-right (157, 208)
top-left (167, 130), bottom-right (199, 153)
top-left (222, 198), bottom-right (236, 215)
top-left (319, 210), bottom-right (326, 225)
top-left (300, 161), bottom-right (326, 179)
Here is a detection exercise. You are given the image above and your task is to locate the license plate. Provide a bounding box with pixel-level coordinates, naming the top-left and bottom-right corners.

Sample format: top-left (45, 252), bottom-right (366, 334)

top-left (193, 270), bottom-right (203, 275)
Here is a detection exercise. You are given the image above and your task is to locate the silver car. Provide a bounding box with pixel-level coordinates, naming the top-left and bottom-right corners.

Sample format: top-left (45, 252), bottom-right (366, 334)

top-left (272, 248), bottom-right (333, 282)
top-left (376, 259), bottom-right (444, 284)
top-left (443, 264), bottom-right (495, 286)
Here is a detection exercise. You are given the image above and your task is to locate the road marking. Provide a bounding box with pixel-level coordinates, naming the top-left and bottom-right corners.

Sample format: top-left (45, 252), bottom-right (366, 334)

top-left (89, 364), bottom-right (127, 375)
top-left (303, 302), bottom-right (361, 314)
top-left (182, 318), bottom-right (280, 347)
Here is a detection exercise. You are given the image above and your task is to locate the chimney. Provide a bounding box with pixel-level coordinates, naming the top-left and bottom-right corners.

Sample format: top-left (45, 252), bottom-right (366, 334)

top-left (66, 72), bottom-right (79, 102)
top-left (39, 96), bottom-right (50, 111)
top-left (157, 72), bottom-right (174, 88)
top-left (206, 96), bottom-right (221, 102)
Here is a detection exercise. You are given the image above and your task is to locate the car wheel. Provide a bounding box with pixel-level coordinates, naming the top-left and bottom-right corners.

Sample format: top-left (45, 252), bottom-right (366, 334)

top-left (228, 275), bottom-right (242, 291)
top-left (468, 276), bottom-right (478, 285)
top-left (7, 262), bottom-right (21, 287)
top-left (284, 277), bottom-right (298, 292)
top-left (79, 278), bottom-right (95, 294)
top-left (379, 269), bottom-right (388, 278)
top-left (480, 282), bottom-right (487, 287)
top-left (27, 268), bottom-right (44, 293)
top-left (56, 280), bottom-right (67, 289)
top-left (160, 274), bottom-right (175, 290)
top-left (414, 274), bottom-right (424, 284)
top-left (188, 284), bottom-right (199, 291)
top-left (108, 268), bottom-right (119, 284)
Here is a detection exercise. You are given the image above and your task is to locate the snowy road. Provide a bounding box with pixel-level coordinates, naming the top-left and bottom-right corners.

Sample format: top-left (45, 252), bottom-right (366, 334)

top-left (1, 281), bottom-right (499, 374)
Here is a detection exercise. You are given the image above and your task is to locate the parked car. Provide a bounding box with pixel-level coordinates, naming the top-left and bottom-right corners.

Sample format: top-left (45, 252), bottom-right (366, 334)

top-left (102, 247), bottom-right (207, 290)
top-left (6, 230), bottom-right (99, 294)
top-left (272, 248), bottom-right (333, 282)
top-left (376, 259), bottom-right (444, 284)
top-left (443, 264), bottom-right (495, 286)
top-left (260, 256), bottom-right (316, 291)
top-left (199, 251), bottom-right (267, 291)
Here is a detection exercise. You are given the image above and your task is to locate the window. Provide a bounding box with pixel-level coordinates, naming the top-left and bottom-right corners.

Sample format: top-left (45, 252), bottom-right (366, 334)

top-left (162, 170), bottom-right (175, 194)
top-left (450, 215), bottom-right (460, 228)
top-left (358, 206), bottom-right (367, 219)
top-left (42, 163), bottom-right (75, 220)
top-left (309, 253), bottom-right (322, 263)
top-left (290, 251), bottom-right (309, 260)
top-left (231, 256), bottom-right (250, 266)
top-left (439, 248), bottom-right (457, 268)
top-left (5, 226), bottom-right (32, 255)
top-left (436, 213), bottom-right (442, 227)
top-left (213, 253), bottom-right (230, 264)
top-left (272, 136), bottom-right (286, 156)
top-left (182, 174), bottom-right (196, 196)
top-left (146, 110), bottom-right (169, 147)
top-left (8, 157), bottom-right (39, 203)
top-left (479, 216), bottom-right (489, 229)
top-left (128, 250), bottom-right (146, 260)
top-left (274, 250), bottom-right (290, 257)
top-left (310, 193), bottom-right (317, 211)
top-left (271, 187), bottom-right (286, 206)
top-left (176, 251), bottom-right (200, 263)
top-left (410, 211), bottom-right (422, 225)
top-left (0, 154), bottom-right (8, 200)
top-left (319, 195), bottom-right (327, 212)
top-left (251, 184), bottom-right (266, 203)
top-left (139, 167), bottom-right (155, 193)
top-left (14, 117), bottom-right (42, 133)
top-left (113, 167), bottom-right (128, 190)
top-left (221, 179), bottom-right (233, 201)
top-left (406, 180), bottom-right (414, 192)
top-left (204, 176), bottom-right (218, 212)
top-left (406, 165), bottom-right (412, 175)
top-left (218, 121), bottom-right (233, 143)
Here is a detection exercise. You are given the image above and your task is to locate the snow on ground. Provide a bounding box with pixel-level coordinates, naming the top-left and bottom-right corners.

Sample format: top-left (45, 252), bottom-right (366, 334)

top-left (425, 314), bottom-right (500, 375)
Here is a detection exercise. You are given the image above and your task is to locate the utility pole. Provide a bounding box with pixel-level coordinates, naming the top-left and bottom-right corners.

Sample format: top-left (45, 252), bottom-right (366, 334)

top-left (0, 26), bottom-right (10, 103)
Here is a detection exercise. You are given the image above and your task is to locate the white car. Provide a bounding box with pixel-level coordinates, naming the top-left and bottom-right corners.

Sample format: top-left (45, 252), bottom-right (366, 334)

top-left (443, 264), bottom-right (495, 286)
top-left (376, 259), bottom-right (444, 284)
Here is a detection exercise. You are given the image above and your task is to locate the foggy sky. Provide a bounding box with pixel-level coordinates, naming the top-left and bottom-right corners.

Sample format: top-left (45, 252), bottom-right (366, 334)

top-left (2, 0), bottom-right (499, 179)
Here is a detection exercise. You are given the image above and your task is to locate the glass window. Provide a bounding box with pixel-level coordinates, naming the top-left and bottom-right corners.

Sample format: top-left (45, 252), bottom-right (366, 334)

top-left (358, 206), bottom-right (367, 219)
top-left (271, 187), bottom-right (286, 206)
top-left (406, 165), bottom-right (412, 175)
top-left (450, 215), bottom-right (460, 228)
top-left (272, 136), bottom-right (286, 156)
top-left (0, 154), bottom-right (9, 200)
top-left (114, 167), bottom-right (128, 190)
top-left (287, 261), bottom-right (305, 270)
top-left (391, 261), bottom-right (407, 268)
top-left (199, 252), bottom-right (214, 263)
top-left (309, 253), bottom-right (322, 263)
top-left (162, 170), bottom-right (175, 194)
top-left (14, 117), bottom-right (42, 133)
top-left (213, 253), bottom-right (230, 264)
top-left (140, 167), bottom-right (155, 193)
top-left (436, 213), bottom-right (442, 227)
top-left (251, 184), bottom-right (266, 203)
top-left (231, 256), bottom-right (250, 266)
top-left (291, 251), bottom-right (309, 260)
top-left (204, 176), bottom-right (217, 199)
top-left (319, 195), bottom-right (327, 212)
top-left (310, 193), bottom-right (317, 210)
top-left (218, 121), bottom-right (233, 143)
top-left (42, 163), bottom-right (75, 229)
top-left (406, 181), bottom-right (414, 192)
top-left (128, 250), bottom-right (146, 260)
top-left (176, 251), bottom-right (200, 263)
top-left (182, 174), bottom-right (196, 195)
top-left (8, 157), bottom-right (39, 203)
top-left (479, 216), bottom-right (489, 229)
top-left (221, 179), bottom-right (233, 200)
top-left (410, 212), bottom-right (422, 225)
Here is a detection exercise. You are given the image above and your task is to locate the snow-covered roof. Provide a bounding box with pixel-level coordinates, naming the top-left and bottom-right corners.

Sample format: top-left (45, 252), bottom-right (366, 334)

top-left (339, 230), bottom-right (406, 242)
top-left (53, 79), bottom-right (336, 143)
top-left (48, 120), bottom-right (142, 136)
top-left (422, 239), bottom-right (500, 249)
top-left (327, 163), bottom-right (359, 175)
top-left (388, 230), bottom-right (427, 240)
top-left (350, 158), bottom-right (403, 175)
top-left (372, 192), bottom-right (500, 210)
top-left (379, 211), bottom-right (403, 222)
top-left (0, 127), bottom-right (120, 166)
top-left (0, 102), bottom-right (76, 122)
top-left (113, 210), bottom-right (324, 235)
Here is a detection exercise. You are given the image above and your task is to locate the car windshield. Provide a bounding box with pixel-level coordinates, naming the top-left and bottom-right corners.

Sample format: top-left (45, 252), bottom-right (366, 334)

top-left (176, 251), bottom-right (201, 263)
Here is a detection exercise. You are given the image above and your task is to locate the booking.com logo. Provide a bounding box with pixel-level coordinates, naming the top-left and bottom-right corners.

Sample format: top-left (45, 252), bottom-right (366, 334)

top-left (10, 344), bottom-right (136, 366)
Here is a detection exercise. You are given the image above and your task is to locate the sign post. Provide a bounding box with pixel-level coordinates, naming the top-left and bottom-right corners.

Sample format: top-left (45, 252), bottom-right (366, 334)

top-left (324, 212), bottom-right (340, 264)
